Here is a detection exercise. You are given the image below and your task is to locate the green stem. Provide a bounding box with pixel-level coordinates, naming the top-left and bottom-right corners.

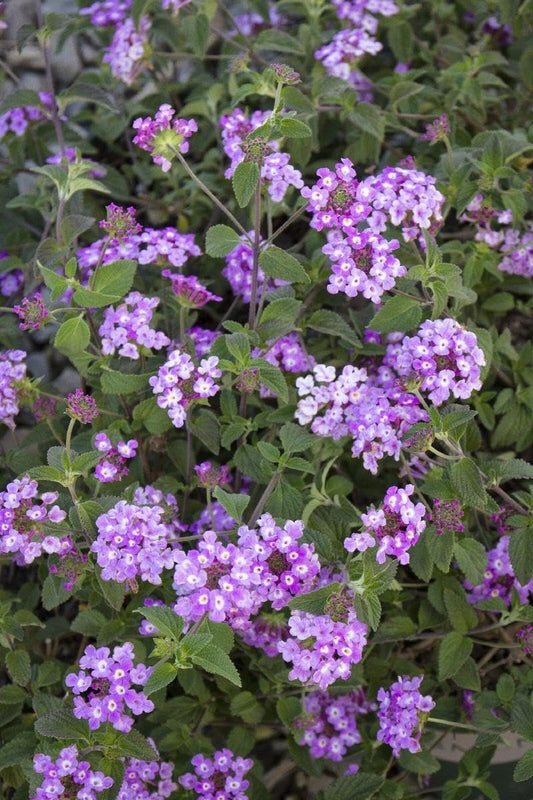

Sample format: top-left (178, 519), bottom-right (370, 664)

top-left (247, 471), bottom-right (281, 526)
top-left (65, 417), bottom-right (76, 463)
top-left (247, 180), bottom-right (263, 331)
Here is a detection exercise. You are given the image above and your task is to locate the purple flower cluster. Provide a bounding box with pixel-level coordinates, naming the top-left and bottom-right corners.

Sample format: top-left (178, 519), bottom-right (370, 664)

top-left (93, 432), bottom-right (138, 483)
top-left (0, 349), bottom-right (26, 429)
top-left (99, 291), bottom-right (170, 359)
top-left (297, 689), bottom-right (372, 761)
top-left (517, 624), bottom-right (533, 656)
top-left (384, 318), bottom-right (485, 405)
top-left (185, 326), bottom-right (221, 358)
top-left (66, 389), bottom-right (99, 424)
top-left (0, 264), bottom-right (24, 298)
top-left (420, 114), bottom-right (450, 142)
top-left (104, 15), bottom-right (151, 85)
top-left (278, 596), bottom-right (368, 690)
top-left (92, 492), bottom-right (180, 585)
top-left (345, 484), bottom-right (426, 565)
top-left (117, 754), bottom-right (177, 799)
top-left (133, 104), bottom-right (198, 171)
top-left (464, 535), bottom-right (533, 607)
top-left (32, 745), bottom-right (113, 800)
top-left (0, 475), bottom-right (69, 565)
top-left (150, 348), bottom-right (221, 428)
top-left (77, 225), bottom-right (201, 272)
top-left (0, 92), bottom-right (52, 139)
top-left (239, 615), bottom-right (288, 657)
top-left (188, 499), bottom-right (236, 537)
top-left (220, 108), bottom-right (303, 202)
top-left (178, 749), bottom-right (253, 799)
top-left (431, 498), bottom-right (464, 535)
top-left (162, 272), bottom-right (222, 308)
top-left (376, 675), bottom-right (435, 758)
top-left (65, 642), bottom-right (154, 732)
top-left (100, 202), bottom-right (142, 242)
top-left (80, 0), bottom-right (131, 26)
top-left (13, 293), bottom-right (49, 331)
top-left (194, 461), bottom-right (231, 489)
top-left (253, 333), bottom-right (315, 396)
top-left (223, 236), bottom-right (287, 302)
top-left (295, 363), bottom-right (427, 474)
top-left (173, 514), bottom-right (320, 629)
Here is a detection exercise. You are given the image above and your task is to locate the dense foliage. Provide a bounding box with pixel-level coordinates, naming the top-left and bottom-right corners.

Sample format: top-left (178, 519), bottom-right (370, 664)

top-left (1, 1), bottom-right (533, 798)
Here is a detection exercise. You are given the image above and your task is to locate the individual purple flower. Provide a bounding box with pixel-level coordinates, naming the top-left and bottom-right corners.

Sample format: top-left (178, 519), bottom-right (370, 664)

top-left (178, 749), bottom-right (253, 799)
top-left (464, 535), bottom-right (533, 607)
top-left (482, 15), bottom-right (513, 46)
top-left (345, 484), bottom-right (426, 565)
top-left (66, 642), bottom-right (154, 732)
top-left (117, 751), bottom-right (177, 799)
top-left (0, 349), bottom-right (26, 429)
top-left (13, 293), bottom-right (49, 331)
top-left (93, 436), bottom-right (138, 483)
top-left (66, 389), bottom-right (99, 424)
top-left (0, 264), bottom-right (24, 297)
top-left (0, 474), bottom-right (69, 565)
top-left (103, 15), bottom-right (151, 85)
top-left (0, 92), bottom-right (52, 139)
top-left (162, 272), bottom-right (222, 308)
top-left (462, 690), bottom-right (476, 721)
top-left (430, 498), bottom-right (464, 535)
top-left (420, 114), bottom-right (450, 142)
top-left (100, 203), bottom-right (142, 242)
top-left (491, 504), bottom-right (512, 535)
top-left (376, 675), bottom-right (435, 758)
top-left (253, 333), bottom-right (315, 397)
top-left (133, 104), bottom-right (198, 172)
top-left (92, 493), bottom-right (181, 585)
top-left (384, 319), bottom-right (486, 406)
top-left (278, 593), bottom-right (368, 691)
top-left (99, 291), bottom-right (170, 359)
top-left (31, 745), bottom-right (113, 800)
top-left (296, 689), bottom-right (374, 762)
top-left (149, 348), bottom-right (221, 428)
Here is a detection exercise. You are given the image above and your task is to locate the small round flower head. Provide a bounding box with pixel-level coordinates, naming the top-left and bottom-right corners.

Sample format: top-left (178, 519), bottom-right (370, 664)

top-left (13, 293), bottom-right (49, 331)
top-left (178, 749), bottom-right (253, 799)
top-left (345, 484), bottom-right (426, 565)
top-left (65, 642), bottom-right (154, 732)
top-left (420, 114), bottom-right (450, 142)
top-left (100, 203), bottom-right (142, 242)
top-left (0, 474), bottom-right (69, 565)
top-left (79, 0), bottom-right (131, 26)
top-left (517, 624), bottom-right (533, 656)
top-left (491, 504), bottom-right (513, 535)
top-left (376, 675), bottom-right (435, 758)
top-left (31, 744), bottom-right (113, 800)
top-left (385, 319), bottom-right (486, 406)
top-left (0, 266), bottom-right (24, 297)
top-left (431, 498), bottom-right (464, 535)
top-left (0, 349), bottom-right (27, 429)
top-left (33, 395), bottom-right (58, 422)
top-left (162, 272), bottom-right (222, 308)
top-left (93, 435), bottom-right (138, 483)
top-left (194, 461), bottom-right (231, 489)
top-left (92, 495), bottom-right (180, 585)
top-left (149, 348), bottom-right (221, 428)
top-left (464, 535), bottom-right (533, 607)
top-left (66, 389), bottom-right (99, 424)
top-left (103, 16), bottom-right (151, 86)
top-left (133, 105), bottom-right (198, 171)
top-left (297, 689), bottom-right (373, 762)
top-left (117, 752), bottom-right (177, 799)
top-left (272, 63), bottom-right (301, 84)
top-left (99, 291), bottom-right (170, 360)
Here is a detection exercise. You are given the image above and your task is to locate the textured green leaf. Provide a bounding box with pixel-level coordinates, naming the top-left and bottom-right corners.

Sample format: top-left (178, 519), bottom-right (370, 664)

top-left (257, 298), bottom-right (302, 340)
top-left (369, 295), bottom-right (422, 333)
top-left (511, 695), bottom-right (533, 741)
top-left (259, 246), bottom-right (309, 284)
top-left (135, 606), bottom-right (184, 640)
top-left (55, 316), bottom-right (90, 355)
top-left (288, 582), bottom-right (341, 615)
top-left (257, 362), bottom-right (289, 403)
top-left (6, 650), bottom-right (31, 685)
top-left (279, 117), bottom-right (312, 139)
top-left (323, 773), bottom-right (384, 800)
top-left (71, 609), bottom-right (107, 637)
top-left (276, 696), bottom-right (301, 729)
top-left (113, 729), bottom-right (158, 760)
top-left (42, 575), bottom-right (71, 610)
top-left (353, 591), bottom-right (382, 630)
top-left (509, 528), bottom-right (533, 586)
top-left (230, 691), bottom-right (263, 723)
top-left (438, 632), bottom-right (473, 680)
top-left (232, 161), bottom-right (260, 208)
top-left (34, 708), bottom-right (90, 740)
top-left (307, 309), bottom-right (360, 346)
top-left (0, 732), bottom-right (36, 770)
top-left (143, 663), bottom-right (178, 696)
top-left (213, 487), bottom-right (250, 523)
top-left (189, 409), bottom-right (220, 455)
top-left (450, 458), bottom-right (490, 511)
top-left (454, 538), bottom-right (488, 585)
top-left (513, 749), bottom-right (533, 782)
top-left (101, 370), bottom-right (151, 394)
top-left (452, 656), bottom-right (480, 691)
top-left (192, 645), bottom-right (242, 687)
top-left (97, 575), bottom-right (125, 611)
top-left (75, 259), bottom-right (136, 307)
top-left (206, 225), bottom-right (242, 257)
top-left (279, 423), bottom-right (316, 454)
top-left (443, 588), bottom-right (477, 633)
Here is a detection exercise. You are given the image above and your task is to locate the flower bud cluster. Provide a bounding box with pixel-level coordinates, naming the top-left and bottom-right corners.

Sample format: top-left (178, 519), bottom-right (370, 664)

top-left (13, 293), bottom-right (49, 331)
top-left (162, 272), bottom-right (221, 308)
top-left (133, 105), bottom-right (198, 171)
top-left (99, 291), bottom-right (170, 359)
top-left (65, 642), bottom-right (154, 732)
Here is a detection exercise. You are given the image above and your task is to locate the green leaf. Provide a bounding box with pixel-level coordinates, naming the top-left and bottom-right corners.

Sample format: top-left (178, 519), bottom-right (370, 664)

top-left (307, 309), bottom-right (360, 346)
top-left (226, 332), bottom-right (251, 363)
top-left (276, 696), bottom-right (301, 729)
top-left (0, 732), bottom-right (36, 770)
top-left (0, 88), bottom-right (42, 116)
top-left (256, 362), bottom-right (289, 403)
top-left (27, 465), bottom-right (65, 484)
top-left (71, 609), bottom-right (107, 637)
top-left (433, 531), bottom-right (455, 573)
top-left (511, 695), bottom-right (533, 741)
top-left (34, 708), bottom-right (90, 740)
top-left (60, 214), bottom-right (95, 245)
top-left (191, 645), bottom-right (242, 687)
top-left (513, 749), bottom-right (533, 782)
top-left (279, 422), bottom-right (316, 453)
top-left (353, 591), bottom-right (382, 630)
top-left (349, 103), bottom-right (385, 141)
top-left (97, 575), bottom-right (125, 611)
top-left (135, 605), bottom-right (184, 640)
top-left (452, 656), bottom-right (480, 691)
top-left (438, 632), bottom-right (473, 680)
top-left (454, 538), bottom-right (487, 585)
top-left (189, 409), bottom-right (220, 455)
top-left (143, 663), bottom-right (178, 696)
top-left (409, 534), bottom-right (434, 582)
top-left (133, 397), bottom-right (172, 434)
top-left (0, 685), bottom-right (26, 705)
top-left (198, 619), bottom-right (234, 653)
top-left (450, 458), bottom-right (490, 511)
top-left (6, 650), bottom-right (31, 685)
top-left (399, 749), bottom-right (440, 774)
top-left (369, 295), bottom-right (422, 334)
top-left (255, 29), bottom-right (304, 54)
top-left (206, 225), bottom-right (242, 257)
top-left (232, 161), bottom-right (260, 208)
top-left (42, 574), bottom-right (72, 610)
top-left (213, 487), bottom-right (250, 523)
top-left (75, 260), bottom-right (136, 307)
top-left (388, 20), bottom-right (414, 62)
top-left (55, 316), bottom-right (90, 356)
top-left (508, 527), bottom-right (533, 586)
top-left (101, 370), bottom-right (151, 394)
top-left (288, 582), bottom-right (341, 615)
top-left (230, 691), bottom-right (263, 723)
top-left (113, 729), bottom-right (157, 761)
top-left (323, 773), bottom-right (384, 800)
top-left (279, 118), bottom-right (312, 139)
top-left (58, 82), bottom-right (117, 112)
top-left (257, 298), bottom-right (302, 340)
top-left (259, 246), bottom-right (309, 284)
top-left (182, 12), bottom-right (209, 55)
top-left (443, 588), bottom-right (477, 633)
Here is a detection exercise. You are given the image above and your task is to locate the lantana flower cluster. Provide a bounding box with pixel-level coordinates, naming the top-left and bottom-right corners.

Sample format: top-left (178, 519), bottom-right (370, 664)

top-left (65, 642), bottom-right (154, 732)
top-left (117, 754), bottom-right (177, 799)
top-left (0, 92), bottom-right (53, 139)
top-left (173, 514), bottom-right (320, 628)
top-left (344, 484), bottom-right (427, 564)
top-left (0, 475), bottom-right (69, 565)
top-left (150, 348), bottom-right (222, 428)
top-left (376, 675), bottom-right (435, 757)
top-left (223, 235), bottom-right (286, 302)
top-left (178, 749), bottom-right (253, 799)
top-left (99, 291), bottom-right (170, 359)
top-left (464, 535), bottom-right (533, 606)
top-left (93, 432), bottom-right (138, 483)
top-left (133, 104), bottom-right (198, 171)
top-left (32, 745), bottom-right (113, 800)
top-left (0, 349), bottom-right (26, 429)
top-left (297, 689), bottom-right (373, 761)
